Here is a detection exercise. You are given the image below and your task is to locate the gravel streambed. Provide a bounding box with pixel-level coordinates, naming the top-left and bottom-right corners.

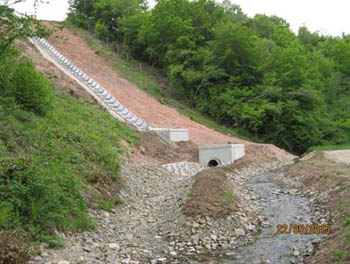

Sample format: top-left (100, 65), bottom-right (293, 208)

top-left (29, 159), bottom-right (328, 264)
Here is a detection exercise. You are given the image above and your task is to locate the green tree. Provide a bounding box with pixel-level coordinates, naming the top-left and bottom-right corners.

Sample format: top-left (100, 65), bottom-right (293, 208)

top-left (0, 5), bottom-right (49, 57)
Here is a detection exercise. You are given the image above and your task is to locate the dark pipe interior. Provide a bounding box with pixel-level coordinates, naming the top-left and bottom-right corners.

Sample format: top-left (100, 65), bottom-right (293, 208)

top-left (208, 159), bottom-right (219, 167)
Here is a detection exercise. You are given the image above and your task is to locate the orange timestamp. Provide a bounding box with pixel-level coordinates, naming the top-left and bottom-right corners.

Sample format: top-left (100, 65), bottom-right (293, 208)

top-left (276, 224), bottom-right (331, 235)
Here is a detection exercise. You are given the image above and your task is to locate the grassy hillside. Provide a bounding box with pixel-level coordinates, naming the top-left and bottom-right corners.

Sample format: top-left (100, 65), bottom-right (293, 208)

top-left (0, 47), bottom-right (138, 262)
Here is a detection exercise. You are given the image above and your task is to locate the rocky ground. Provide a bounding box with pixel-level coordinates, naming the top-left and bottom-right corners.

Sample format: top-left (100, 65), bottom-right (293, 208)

top-left (20, 26), bottom-right (337, 264)
top-left (285, 152), bottom-right (350, 264)
top-left (29, 154), bottom-right (298, 264)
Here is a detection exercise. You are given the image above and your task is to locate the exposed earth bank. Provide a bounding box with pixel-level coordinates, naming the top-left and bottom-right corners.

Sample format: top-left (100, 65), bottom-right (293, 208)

top-left (19, 26), bottom-right (348, 264)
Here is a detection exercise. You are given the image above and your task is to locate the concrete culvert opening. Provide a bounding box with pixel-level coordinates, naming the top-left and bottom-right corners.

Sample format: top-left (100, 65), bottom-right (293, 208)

top-left (208, 159), bottom-right (220, 167)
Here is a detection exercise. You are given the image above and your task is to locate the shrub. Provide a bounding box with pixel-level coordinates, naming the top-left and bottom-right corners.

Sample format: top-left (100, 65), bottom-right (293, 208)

top-left (0, 53), bottom-right (52, 116)
top-left (0, 89), bottom-right (138, 240)
top-left (0, 157), bottom-right (93, 235)
top-left (10, 60), bottom-right (53, 116)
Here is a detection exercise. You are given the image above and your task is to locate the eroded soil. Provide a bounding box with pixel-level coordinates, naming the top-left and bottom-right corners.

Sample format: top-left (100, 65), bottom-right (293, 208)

top-left (286, 152), bottom-right (350, 264)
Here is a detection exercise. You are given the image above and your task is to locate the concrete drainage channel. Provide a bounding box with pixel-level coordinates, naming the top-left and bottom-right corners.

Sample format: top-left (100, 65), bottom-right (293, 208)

top-left (31, 37), bottom-right (149, 131)
top-left (31, 37), bottom-right (246, 176)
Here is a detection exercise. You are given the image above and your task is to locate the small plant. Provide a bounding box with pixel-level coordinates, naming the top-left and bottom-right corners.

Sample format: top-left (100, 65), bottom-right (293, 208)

top-left (0, 202), bottom-right (13, 228)
top-left (185, 189), bottom-right (192, 198)
top-left (40, 235), bottom-right (64, 248)
top-left (0, 56), bottom-right (53, 116)
top-left (332, 250), bottom-right (349, 261)
top-left (205, 174), bottom-right (213, 180)
top-left (345, 231), bottom-right (350, 242)
top-left (99, 200), bottom-right (114, 211)
top-left (224, 192), bottom-right (236, 204)
top-left (115, 197), bottom-right (127, 205)
top-left (320, 173), bottom-right (335, 180)
top-left (341, 216), bottom-right (350, 227)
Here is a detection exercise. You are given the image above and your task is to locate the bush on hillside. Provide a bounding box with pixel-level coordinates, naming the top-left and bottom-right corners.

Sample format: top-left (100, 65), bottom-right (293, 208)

top-left (0, 51), bottom-right (53, 116)
top-left (0, 89), bottom-right (138, 241)
top-left (0, 156), bottom-right (93, 235)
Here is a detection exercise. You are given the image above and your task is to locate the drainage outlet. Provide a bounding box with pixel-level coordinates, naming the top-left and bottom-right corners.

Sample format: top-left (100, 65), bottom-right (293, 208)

top-left (199, 144), bottom-right (245, 166)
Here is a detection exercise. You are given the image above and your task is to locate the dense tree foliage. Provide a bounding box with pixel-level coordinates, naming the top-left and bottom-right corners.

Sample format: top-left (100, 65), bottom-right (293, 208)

top-left (68, 0), bottom-right (350, 153)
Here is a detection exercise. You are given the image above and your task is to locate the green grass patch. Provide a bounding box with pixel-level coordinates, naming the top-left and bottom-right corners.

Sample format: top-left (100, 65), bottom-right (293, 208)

top-left (332, 250), bottom-right (350, 262)
top-left (115, 197), bottom-right (127, 205)
top-left (343, 183), bottom-right (350, 190)
top-left (337, 201), bottom-right (350, 213)
top-left (345, 231), bottom-right (350, 243)
top-left (308, 144), bottom-right (350, 152)
top-left (99, 200), bottom-right (114, 212)
top-left (320, 173), bottom-right (337, 180)
top-left (341, 216), bottom-right (350, 227)
top-left (223, 192), bottom-right (236, 204)
top-left (0, 91), bottom-right (138, 240)
top-left (40, 235), bottom-right (64, 248)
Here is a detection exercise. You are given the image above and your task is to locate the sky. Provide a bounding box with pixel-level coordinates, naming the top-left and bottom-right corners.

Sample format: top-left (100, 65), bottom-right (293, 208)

top-left (10, 0), bottom-right (350, 37)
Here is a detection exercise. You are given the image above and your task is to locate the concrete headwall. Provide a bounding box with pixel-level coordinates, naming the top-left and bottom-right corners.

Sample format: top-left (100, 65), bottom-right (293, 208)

top-left (199, 144), bottom-right (245, 166)
top-left (150, 128), bottom-right (189, 142)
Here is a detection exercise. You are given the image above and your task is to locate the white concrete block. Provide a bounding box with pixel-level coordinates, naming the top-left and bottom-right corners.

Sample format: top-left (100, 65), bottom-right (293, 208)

top-left (199, 144), bottom-right (245, 167)
top-left (150, 128), bottom-right (189, 142)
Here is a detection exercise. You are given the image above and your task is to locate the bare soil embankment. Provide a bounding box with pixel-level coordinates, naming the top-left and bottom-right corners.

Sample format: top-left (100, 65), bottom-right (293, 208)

top-left (286, 151), bottom-right (350, 264)
top-left (42, 24), bottom-right (294, 163)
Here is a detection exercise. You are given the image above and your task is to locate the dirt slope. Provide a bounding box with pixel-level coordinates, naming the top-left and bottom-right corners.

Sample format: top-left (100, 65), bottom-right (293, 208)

top-left (38, 26), bottom-right (293, 161)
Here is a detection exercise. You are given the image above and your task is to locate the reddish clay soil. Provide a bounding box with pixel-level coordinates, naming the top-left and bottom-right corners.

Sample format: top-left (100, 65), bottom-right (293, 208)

top-left (47, 27), bottom-right (234, 146)
top-left (41, 26), bottom-right (294, 162)
top-left (17, 40), bottom-right (101, 107)
top-left (126, 131), bottom-right (199, 165)
top-left (183, 167), bottom-right (238, 218)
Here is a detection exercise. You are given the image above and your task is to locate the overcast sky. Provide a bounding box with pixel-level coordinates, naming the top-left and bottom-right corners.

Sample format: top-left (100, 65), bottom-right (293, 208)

top-left (11, 0), bottom-right (350, 37)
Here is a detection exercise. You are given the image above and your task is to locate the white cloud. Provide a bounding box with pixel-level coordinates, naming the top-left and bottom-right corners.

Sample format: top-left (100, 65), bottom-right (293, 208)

top-left (10, 0), bottom-right (350, 36)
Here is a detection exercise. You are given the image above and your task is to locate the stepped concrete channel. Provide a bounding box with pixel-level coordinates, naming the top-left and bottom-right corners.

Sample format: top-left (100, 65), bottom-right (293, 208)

top-left (31, 37), bottom-right (246, 176)
top-left (28, 38), bottom-right (325, 264)
top-left (31, 37), bottom-right (207, 176)
top-left (32, 37), bottom-right (149, 131)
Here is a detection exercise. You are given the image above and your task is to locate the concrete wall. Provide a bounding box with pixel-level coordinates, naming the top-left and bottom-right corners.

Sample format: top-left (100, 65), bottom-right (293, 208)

top-left (150, 128), bottom-right (189, 142)
top-left (233, 144), bottom-right (245, 160)
top-left (199, 144), bottom-right (245, 166)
